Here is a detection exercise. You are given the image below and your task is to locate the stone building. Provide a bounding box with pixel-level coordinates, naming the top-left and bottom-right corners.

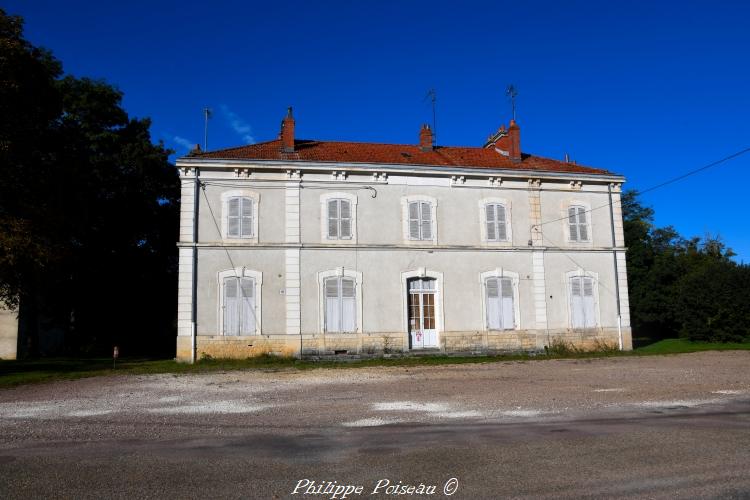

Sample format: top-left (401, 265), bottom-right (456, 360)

top-left (175, 108), bottom-right (630, 361)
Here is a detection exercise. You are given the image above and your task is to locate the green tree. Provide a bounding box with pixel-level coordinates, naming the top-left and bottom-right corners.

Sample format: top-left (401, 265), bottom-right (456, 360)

top-left (0, 9), bottom-right (179, 356)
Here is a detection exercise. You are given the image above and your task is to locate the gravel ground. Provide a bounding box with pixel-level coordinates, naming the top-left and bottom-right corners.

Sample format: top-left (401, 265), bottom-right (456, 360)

top-left (0, 351), bottom-right (749, 499)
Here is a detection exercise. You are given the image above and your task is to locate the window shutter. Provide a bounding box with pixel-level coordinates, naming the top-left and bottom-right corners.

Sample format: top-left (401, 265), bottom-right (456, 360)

top-left (500, 278), bottom-right (514, 329)
top-left (339, 200), bottom-right (352, 239)
top-left (224, 278), bottom-right (239, 335)
top-left (486, 278), bottom-right (501, 330)
top-left (341, 278), bottom-right (356, 332)
top-left (228, 198), bottom-right (241, 238)
top-left (325, 278), bottom-right (340, 332)
top-left (568, 207), bottom-right (578, 241)
top-left (583, 277), bottom-right (595, 328)
top-left (485, 204), bottom-right (497, 241)
top-left (496, 205), bottom-right (507, 241)
top-left (577, 208), bottom-right (588, 241)
top-left (570, 277), bottom-right (584, 328)
top-left (239, 278), bottom-right (255, 335)
top-left (421, 202), bottom-right (433, 240)
top-left (327, 200), bottom-right (339, 238)
top-left (408, 202), bottom-right (421, 239)
top-left (241, 199), bottom-right (253, 237)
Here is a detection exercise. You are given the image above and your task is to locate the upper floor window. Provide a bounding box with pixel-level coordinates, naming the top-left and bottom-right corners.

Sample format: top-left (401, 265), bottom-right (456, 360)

top-left (227, 197), bottom-right (254, 238)
top-left (327, 199), bottom-right (352, 239)
top-left (320, 192), bottom-right (357, 243)
top-left (401, 196), bottom-right (437, 244)
top-left (221, 190), bottom-right (259, 242)
top-left (408, 201), bottom-right (433, 240)
top-left (568, 205), bottom-right (589, 242)
top-left (569, 274), bottom-right (597, 329)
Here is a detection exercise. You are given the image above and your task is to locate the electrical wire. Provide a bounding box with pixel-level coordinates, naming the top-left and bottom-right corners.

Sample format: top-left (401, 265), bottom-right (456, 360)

top-left (533, 146), bottom-right (750, 230)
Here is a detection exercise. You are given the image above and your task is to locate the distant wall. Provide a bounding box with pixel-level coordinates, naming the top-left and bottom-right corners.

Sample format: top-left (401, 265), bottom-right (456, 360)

top-left (0, 307), bottom-right (18, 360)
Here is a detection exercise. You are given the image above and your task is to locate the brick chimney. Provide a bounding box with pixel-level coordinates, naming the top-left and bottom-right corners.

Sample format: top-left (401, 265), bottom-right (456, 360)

top-left (280, 106), bottom-right (295, 152)
top-left (419, 124), bottom-right (433, 151)
top-left (507, 119), bottom-right (521, 162)
top-left (484, 121), bottom-right (521, 161)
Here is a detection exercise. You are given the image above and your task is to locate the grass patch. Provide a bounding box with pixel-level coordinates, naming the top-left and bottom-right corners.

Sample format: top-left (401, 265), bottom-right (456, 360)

top-left (634, 338), bottom-right (750, 355)
top-left (0, 338), bottom-right (749, 388)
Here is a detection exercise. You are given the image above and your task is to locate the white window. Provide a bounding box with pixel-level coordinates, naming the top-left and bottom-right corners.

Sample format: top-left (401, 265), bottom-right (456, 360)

top-left (324, 276), bottom-right (357, 333)
top-left (485, 277), bottom-right (515, 330)
top-left (218, 268), bottom-right (262, 335)
top-left (227, 197), bottom-right (254, 238)
top-left (480, 269), bottom-right (520, 331)
top-left (327, 199), bottom-right (352, 239)
top-left (408, 201), bottom-right (433, 240)
top-left (320, 192), bottom-right (357, 243)
top-left (221, 190), bottom-right (259, 242)
top-left (401, 196), bottom-right (438, 244)
top-left (570, 276), bottom-right (596, 329)
top-left (485, 203), bottom-right (508, 241)
top-left (222, 276), bottom-right (257, 335)
top-left (568, 205), bottom-right (589, 242)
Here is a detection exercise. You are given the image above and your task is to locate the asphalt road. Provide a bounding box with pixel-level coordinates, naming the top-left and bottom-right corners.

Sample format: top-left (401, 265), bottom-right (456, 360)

top-left (1, 352), bottom-right (749, 499)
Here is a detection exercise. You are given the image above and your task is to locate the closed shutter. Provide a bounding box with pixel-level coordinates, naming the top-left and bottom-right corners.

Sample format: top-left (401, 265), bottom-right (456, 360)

top-left (421, 202), bottom-right (433, 240)
top-left (224, 277), bottom-right (239, 335)
top-left (496, 205), bottom-right (507, 241)
top-left (500, 277), bottom-right (514, 329)
top-left (325, 278), bottom-right (340, 332)
top-left (408, 202), bottom-right (421, 239)
top-left (339, 200), bottom-right (352, 239)
top-left (228, 198), bottom-right (241, 238)
top-left (570, 277), bottom-right (584, 328)
top-left (485, 204), bottom-right (497, 241)
top-left (486, 278), bottom-right (501, 330)
top-left (568, 207), bottom-right (578, 241)
top-left (341, 278), bottom-right (356, 332)
top-left (577, 208), bottom-right (588, 241)
top-left (582, 277), bottom-right (595, 328)
top-left (241, 198), bottom-right (253, 237)
top-left (239, 278), bottom-right (255, 335)
top-left (327, 200), bottom-right (339, 238)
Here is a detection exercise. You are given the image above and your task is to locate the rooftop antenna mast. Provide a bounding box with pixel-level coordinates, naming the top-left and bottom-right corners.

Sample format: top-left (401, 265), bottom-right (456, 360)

top-left (203, 107), bottom-right (212, 151)
top-left (425, 88), bottom-right (437, 146)
top-left (506, 84), bottom-right (518, 121)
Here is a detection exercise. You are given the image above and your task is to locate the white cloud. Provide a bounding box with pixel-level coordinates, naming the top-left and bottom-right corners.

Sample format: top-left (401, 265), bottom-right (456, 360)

top-left (220, 105), bottom-right (255, 144)
top-left (173, 136), bottom-right (196, 151)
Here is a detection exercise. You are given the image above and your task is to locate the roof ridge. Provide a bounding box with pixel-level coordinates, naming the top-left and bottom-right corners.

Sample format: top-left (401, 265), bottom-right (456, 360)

top-left (196, 138), bottom-right (280, 156)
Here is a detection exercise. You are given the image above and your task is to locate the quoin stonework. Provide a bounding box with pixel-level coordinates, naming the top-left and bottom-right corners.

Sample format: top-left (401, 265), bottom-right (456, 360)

top-left (175, 108), bottom-right (631, 361)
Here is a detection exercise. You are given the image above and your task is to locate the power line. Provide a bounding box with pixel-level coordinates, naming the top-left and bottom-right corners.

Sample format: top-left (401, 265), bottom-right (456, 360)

top-left (534, 145), bottom-right (750, 230)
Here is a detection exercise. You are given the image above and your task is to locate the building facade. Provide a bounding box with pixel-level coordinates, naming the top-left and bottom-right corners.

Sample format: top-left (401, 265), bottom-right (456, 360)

top-left (175, 109), bottom-right (631, 361)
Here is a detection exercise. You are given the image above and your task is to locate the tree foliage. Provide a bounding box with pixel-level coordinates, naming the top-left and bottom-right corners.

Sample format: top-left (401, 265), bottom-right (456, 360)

top-left (622, 190), bottom-right (750, 343)
top-left (0, 9), bottom-right (179, 356)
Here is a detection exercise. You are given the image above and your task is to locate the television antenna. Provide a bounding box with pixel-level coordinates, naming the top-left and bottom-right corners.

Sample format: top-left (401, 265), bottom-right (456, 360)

top-left (203, 107), bottom-right (213, 151)
top-left (424, 89), bottom-right (437, 146)
top-left (506, 84), bottom-right (518, 121)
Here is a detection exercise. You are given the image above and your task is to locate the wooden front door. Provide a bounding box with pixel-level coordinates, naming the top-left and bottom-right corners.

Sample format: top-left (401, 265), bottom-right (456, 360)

top-left (408, 278), bottom-right (438, 349)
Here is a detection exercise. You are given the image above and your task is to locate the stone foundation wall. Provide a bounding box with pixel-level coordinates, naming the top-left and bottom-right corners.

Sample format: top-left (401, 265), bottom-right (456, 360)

top-left (177, 327), bottom-right (632, 361)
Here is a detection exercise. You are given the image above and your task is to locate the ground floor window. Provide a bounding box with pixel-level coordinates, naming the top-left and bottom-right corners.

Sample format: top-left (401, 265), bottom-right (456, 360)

top-left (325, 276), bottom-right (356, 332)
top-left (570, 276), bottom-right (596, 328)
top-left (223, 276), bottom-right (257, 335)
top-left (485, 277), bottom-right (515, 330)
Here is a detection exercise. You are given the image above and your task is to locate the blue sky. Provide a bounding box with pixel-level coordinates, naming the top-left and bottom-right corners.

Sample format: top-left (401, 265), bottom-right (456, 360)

top-left (7, 0), bottom-right (750, 260)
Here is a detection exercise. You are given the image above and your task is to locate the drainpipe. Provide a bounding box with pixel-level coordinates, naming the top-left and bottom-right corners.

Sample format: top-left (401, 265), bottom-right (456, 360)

top-left (607, 183), bottom-right (623, 350)
top-left (191, 169), bottom-right (201, 363)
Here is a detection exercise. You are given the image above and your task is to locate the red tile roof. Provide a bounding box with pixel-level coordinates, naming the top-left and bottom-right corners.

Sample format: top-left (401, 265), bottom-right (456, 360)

top-left (190, 139), bottom-right (612, 175)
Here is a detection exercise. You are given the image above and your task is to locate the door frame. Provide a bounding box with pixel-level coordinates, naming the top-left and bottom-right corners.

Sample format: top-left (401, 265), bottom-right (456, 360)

top-left (401, 268), bottom-right (443, 349)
